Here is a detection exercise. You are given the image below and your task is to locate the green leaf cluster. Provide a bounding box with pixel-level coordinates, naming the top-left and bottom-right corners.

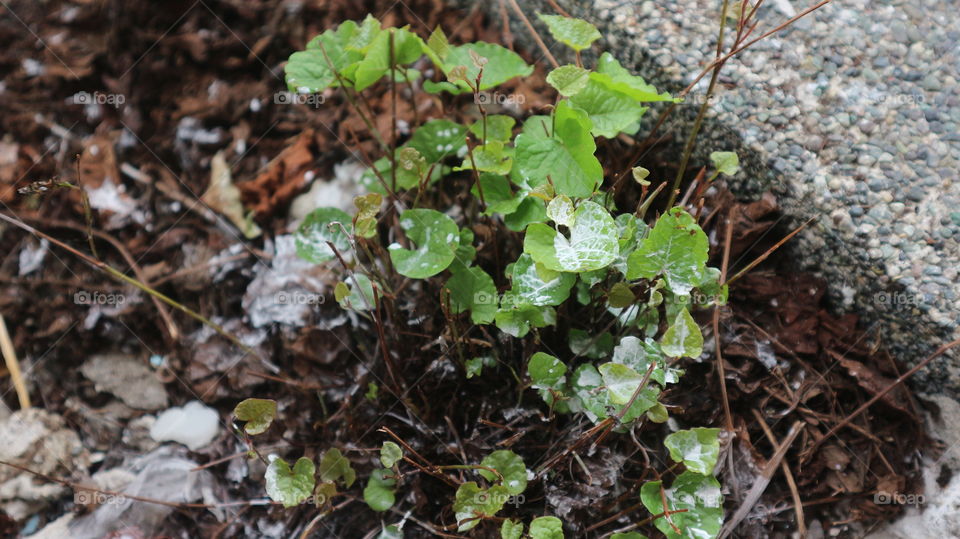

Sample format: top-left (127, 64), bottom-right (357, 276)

top-left (281, 14), bottom-right (735, 535)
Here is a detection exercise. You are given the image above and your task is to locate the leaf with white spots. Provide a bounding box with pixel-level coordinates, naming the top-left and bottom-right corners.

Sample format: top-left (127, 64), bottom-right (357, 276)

top-left (494, 301), bottom-right (555, 337)
top-left (611, 336), bottom-right (672, 386)
top-left (295, 208), bottom-right (353, 264)
top-left (508, 254), bottom-right (575, 307)
top-left (660, 308), bottom-right (703, 359)
top-left (388, 209), bottom-right (459, 278)
top-left (524, 200), bottom-right (618, 273)
top-left (640, 472), bottom-right (723, 539)
top-left (265, 456), bottom-right (315, 508)
top-left (406, 119), bottom-right (467, 163)
top-left (335, 274), bottom-right (377, 311)
top-left (546, 195), bottom-right (575, 227)
top-left (664, 428), bottom-right (721, 475)
top-left (569, 364), bottom-right (608, 421)
top-left (626, 207), bottom-right (708, 295)
top-left (598, 363), bottom-right (644, 405)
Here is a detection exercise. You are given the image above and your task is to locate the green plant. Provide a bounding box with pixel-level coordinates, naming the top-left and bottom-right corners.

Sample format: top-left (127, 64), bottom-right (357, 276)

top-left (237, 11), bottom-right (739, 537)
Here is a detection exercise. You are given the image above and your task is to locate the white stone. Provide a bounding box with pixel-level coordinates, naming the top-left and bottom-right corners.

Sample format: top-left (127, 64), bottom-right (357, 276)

top-left (150, 401), bottom-right (220, 451)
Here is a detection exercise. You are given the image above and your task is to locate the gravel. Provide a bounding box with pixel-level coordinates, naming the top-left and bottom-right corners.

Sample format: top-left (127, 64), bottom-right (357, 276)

top-left (463, 0), bottom-right (960, 395)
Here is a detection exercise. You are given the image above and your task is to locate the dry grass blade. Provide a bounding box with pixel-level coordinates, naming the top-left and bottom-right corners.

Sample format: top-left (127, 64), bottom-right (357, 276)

top-left (720, 421), bottom-right (804, 538)
top-left (0, 313), bottom-right (30, 409)
top-left (752, 409), bottom-right (805, 536)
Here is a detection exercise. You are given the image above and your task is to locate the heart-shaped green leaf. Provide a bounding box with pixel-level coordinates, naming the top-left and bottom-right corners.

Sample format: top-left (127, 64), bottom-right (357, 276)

top-left (546, 195), bottom-right (575, 227)
top-left (445, 264), bottom-right (498, 324)
top-left (569, 72), bottom-right (648, 138)
top-left (388, 209), bottom-right (459, 278)
top-left (528, 516), bottom-right (565, 539)
top-left (453, 482), bottom-right (510, 531)
top-left (455, 141), bottom-right (513, 175)
top-left (363, 468), bottom-right (397, 512)
top-left (335, 274), bottom-right (377, 311)
top-left (514, 101), bottom-right (602, 198)
top-left (479, 449), bottom-right (528, 495)
top-left (527, 352), bottom-right (567, 389)
top-left (469, 115), bottom-right (516, 143)
top-left (546, 65), bottom-right (590, 96)
top-left (537, 14), bottom-right (601, 52)
top-left (626, 207), bottom-right (708, 295)
top-left (266, 456), bottom-right (316, 508)
top-left (640, 472), bottom-right (723, 539)
top-left (568, 329), bottom-right (614, 359)
top-left (406, 119), bottom-right (467, 163)
top-left (501, 519), bottom-right (524, 539)
top-left (295, 208), bottom-right (353, 264)
top-left (664, 428), bottom-right (721, 475)
top-left (524, 200), bottom-right (618, 273)
top-left (595, 52), bottom-right (677, 103)
top-left (494, 301), bottom-right (556, 337)
top-left (661, 307), bottom-right (703, 358)
top-left (353, 27), bottom-right (426, 91)
top-left (380, 441), bottom-right (403, 468)
top-left (508, 254), bottom-right (575, 307)
top-left (285, 17), bottom-right (376, 93)
top-left (319, 448), bottom-right (356, 487)
top-left (598, 363), bottom-right (644, 405)
top-left (429, 42), bottom-right (533, 93)
top-left (710, 151), bottom-right (740, 176)
top-left (233, 398), bottom-right (277, 435)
